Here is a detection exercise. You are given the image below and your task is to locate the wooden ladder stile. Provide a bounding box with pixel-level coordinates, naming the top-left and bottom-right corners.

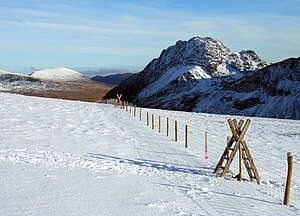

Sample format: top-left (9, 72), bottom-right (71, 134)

top-left (213, 118), bottom-right (260, 184)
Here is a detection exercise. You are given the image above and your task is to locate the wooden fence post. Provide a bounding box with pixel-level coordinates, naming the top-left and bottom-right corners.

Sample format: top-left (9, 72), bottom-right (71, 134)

top-left (205, 131), bottom-right (208, 159)
top-left (126, 101), bottom-right (128, 112)
top-left (130, 103), bottom-right (132, 113)
top-left (284, 152), bottom-right (293, 206)
top-left (147, 112), bottom-right (149, 126)
top-left (175, 121), bottom-right (178, 142)
top-left (167, 117), bottom-right (169, 137)
top-left (134, 105), bottom-right (137, 117)
top-left (159, 116), bottom-right (161, 133)
top-left (185, 125), bottom-right (188, 148)
top-left (140, 107), bottom-right (142, 121)
top-left (152, 114), bottom-right (154, 130)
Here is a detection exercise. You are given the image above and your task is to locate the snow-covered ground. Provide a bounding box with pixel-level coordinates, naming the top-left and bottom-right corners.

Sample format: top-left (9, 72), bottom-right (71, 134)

top-left (0, 93), bottom-right (299, 215)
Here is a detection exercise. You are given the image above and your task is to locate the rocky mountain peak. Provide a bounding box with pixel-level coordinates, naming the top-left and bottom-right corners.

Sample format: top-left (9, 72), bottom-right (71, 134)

top-left (149, 36), bottom-right (231, 76)
top-left (104, 36), bottom-right (268, 102)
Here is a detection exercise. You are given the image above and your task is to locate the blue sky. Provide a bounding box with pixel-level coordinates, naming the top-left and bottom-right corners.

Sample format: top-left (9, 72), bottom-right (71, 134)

top-left (0, 0), bottom-right (299, 73)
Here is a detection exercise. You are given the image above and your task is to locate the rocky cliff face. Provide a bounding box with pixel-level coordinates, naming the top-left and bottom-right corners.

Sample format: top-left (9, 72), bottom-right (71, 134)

top-left (104, 36), bottom-right (299, 119)
top-left (104, 36), bottom-right (267, 101)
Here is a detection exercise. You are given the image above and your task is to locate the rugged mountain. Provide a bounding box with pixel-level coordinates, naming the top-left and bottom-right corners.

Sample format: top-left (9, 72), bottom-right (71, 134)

top-left (141, 57), bottom-right (299, 119)
top-left (91, 73), bottom-right (133, 85)
top-left (0, 68), bottom-right (112, 102)
top-left (104, 36), bottom-right (300, 120)
top-left (104, 36), bottom-right (267, 101)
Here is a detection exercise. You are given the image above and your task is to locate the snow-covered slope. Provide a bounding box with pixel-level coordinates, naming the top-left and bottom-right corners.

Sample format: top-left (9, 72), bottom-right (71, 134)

top-left (30, 67), bottom-right (89, 82)
top-left (0, 93), bottom-right (299, 215)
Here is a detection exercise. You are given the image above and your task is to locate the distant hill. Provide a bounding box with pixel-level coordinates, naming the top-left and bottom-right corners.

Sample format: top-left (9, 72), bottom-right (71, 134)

top-left (0, 67), bottom-right (112, 102)
top-left (91, 73), bottom-right (133, 85)
top-left (30, 67), bottom-right (89, 82)
top-left (104, 36), bottom-right (300, 120)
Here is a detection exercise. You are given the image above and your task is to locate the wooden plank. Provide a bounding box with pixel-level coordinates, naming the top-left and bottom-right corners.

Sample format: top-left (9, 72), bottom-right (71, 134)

top-left (238, 119), bottom-right (245, 131)
top-left (238, 142), bottom-right (242, 181)
top-left (228, 119), bottom-right (239, 140)
top-left (220, 141), bottom-right (240, 177)
top-left (242, 140), bottom-right (261, 184)
top-left (233, 119), bottom-right (238, 129)
top-left (213, 139), bottom-right (235, 174)
top-left (242, 149), bottom-right (255, 181)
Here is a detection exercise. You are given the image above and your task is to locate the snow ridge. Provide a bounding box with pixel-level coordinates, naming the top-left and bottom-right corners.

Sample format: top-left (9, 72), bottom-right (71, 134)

top-left (30, 67), bottom-right (88, 81)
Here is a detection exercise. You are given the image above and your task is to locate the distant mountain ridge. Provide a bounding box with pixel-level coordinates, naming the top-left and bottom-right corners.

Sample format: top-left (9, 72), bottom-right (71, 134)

top-left (91, 73), bottom-right (133, 85)
top-left (104, 36), bottom-right (300, 120)
top-left (0, 67), bottom-right (112, 101)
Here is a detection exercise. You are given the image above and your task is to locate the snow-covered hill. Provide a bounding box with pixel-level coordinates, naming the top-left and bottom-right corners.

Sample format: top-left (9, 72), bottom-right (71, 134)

top-left (30, 67), bottom-right (89, 82)
top-left (0, 67), bottom-right (112, 101)
top-left (104, 37), bottom-right (300, 120)
top-left (0, 93), bottom-right (299, 215)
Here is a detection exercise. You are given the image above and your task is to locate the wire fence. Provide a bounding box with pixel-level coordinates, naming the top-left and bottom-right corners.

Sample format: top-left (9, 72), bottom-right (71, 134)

top-left (108, 101), bottom-right (299, 208)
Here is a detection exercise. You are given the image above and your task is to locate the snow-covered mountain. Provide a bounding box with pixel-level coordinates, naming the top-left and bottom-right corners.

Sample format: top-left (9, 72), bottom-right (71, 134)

top-left (104, 36), bottom-right (267, 101)
top-left (30, 67), bottom-right (89, 82)
top-left (104, 36), bottom-right (300, 120)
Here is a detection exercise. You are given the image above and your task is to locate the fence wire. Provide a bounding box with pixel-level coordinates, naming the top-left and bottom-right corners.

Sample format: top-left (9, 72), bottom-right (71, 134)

top-left (113, 102), bottom-right (300, 208)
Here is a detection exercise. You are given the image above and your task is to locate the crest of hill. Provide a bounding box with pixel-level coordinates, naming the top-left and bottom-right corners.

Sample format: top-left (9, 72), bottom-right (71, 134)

top-left (30, 67), bottom-right (88, 82)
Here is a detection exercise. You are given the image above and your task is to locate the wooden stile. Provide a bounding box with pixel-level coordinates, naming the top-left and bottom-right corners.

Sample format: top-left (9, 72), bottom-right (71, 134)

top-left (213, 118), bottom-right (260, 184)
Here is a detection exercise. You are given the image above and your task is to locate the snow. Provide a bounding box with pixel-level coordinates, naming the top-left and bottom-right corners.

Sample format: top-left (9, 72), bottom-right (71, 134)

top-left (138, 65), bottom-right (211, 99)
top-left (30, 67), bottom-right (87, 81)
top-left (0, 69), bottom-right (27, 77)
top-left (0, 93), bottom-right (299, 215)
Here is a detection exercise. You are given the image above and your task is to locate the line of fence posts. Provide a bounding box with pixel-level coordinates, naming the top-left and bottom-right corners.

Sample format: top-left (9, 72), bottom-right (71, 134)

top-left (115, 102), bottom-right (297, 207)
top-left (119, 103), bottom-right (206, 156)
